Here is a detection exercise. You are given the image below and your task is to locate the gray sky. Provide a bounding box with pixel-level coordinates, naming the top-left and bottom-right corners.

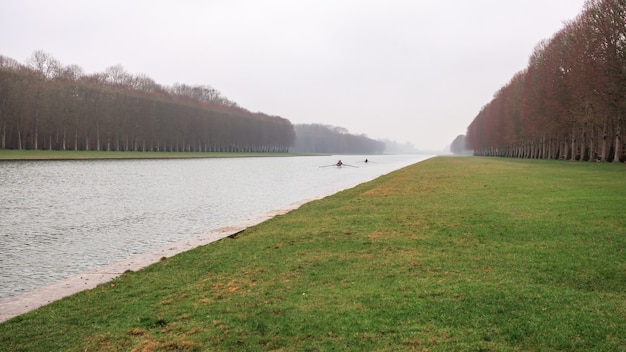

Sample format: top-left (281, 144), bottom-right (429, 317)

top-left (1, 0), bottom-right (586, 151)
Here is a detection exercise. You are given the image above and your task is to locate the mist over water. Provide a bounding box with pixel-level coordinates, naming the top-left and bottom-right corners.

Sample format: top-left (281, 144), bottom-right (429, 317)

top-left (0, 155), bottom-right (429, 298)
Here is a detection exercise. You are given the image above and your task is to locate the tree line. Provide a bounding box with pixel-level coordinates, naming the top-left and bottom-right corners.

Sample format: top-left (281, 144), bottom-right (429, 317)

top-left (450, 135), bottom-right (472, 155)
top-left (0, 51), bottom-right (294, 153)
top-left (290, 124), bottom-right (385, 154)
top-left (465, 0), bottom-right (626, 162)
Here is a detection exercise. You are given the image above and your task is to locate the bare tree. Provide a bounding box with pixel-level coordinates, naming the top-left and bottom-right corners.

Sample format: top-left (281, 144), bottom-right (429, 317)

top-left (104, 64), bottom-right (130, 86)
top-left (27, 50), bottom-right (61, 79)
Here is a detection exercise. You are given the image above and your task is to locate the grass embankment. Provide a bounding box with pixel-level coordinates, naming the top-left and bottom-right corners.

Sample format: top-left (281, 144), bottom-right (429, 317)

top-left (0, 150), bottom-right (299, 160)
top-left (1, 157), bottom-right (625, 351)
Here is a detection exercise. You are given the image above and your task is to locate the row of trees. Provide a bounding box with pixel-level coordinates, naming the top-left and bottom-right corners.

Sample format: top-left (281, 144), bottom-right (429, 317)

top-left (290, 124), bottom-right (385, 154)
top-left (0, 51), bottom-right (294, 153)
top-left (450, 135), bottom-right (472, 155)
top-left (465, 0), bottom-right (626, 162)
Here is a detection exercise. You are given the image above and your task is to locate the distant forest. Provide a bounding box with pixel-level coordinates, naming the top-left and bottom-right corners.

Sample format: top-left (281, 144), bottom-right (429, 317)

top-left (466, 0), bottom-right (626, 162)
top-left (450, 135), bottom-right (472, 156)
top-left (291, 124), bottom-right (385, 154)
top-left (0, 51), bottom-right (387, 155)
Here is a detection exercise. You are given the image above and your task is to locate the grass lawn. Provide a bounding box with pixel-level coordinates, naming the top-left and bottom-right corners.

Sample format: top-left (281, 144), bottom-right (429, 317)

top-left (1, 157), bottom-right (624, 351)
top-left (0, 150), bottom-right (299, 160)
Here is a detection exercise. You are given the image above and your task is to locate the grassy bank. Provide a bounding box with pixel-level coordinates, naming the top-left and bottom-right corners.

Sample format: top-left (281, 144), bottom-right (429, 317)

top-left (0, 150), bottom-right (299, 160)
top-left (1, 157), bottom-right (625, 351)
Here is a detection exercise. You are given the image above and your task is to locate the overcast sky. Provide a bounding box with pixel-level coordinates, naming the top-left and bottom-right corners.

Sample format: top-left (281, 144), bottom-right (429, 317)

top-left (1, 0), bottom-right (586, 151)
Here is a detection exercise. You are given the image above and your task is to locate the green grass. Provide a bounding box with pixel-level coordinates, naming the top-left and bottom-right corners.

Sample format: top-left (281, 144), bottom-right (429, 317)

top-left (0, 150), bottom-right (303, 160)
top-left (1, 157), bottom-right (625, 351)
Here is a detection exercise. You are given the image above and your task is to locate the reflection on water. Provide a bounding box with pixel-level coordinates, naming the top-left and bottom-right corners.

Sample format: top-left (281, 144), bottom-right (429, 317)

top-left (0, 154), bottom-right (429, 298)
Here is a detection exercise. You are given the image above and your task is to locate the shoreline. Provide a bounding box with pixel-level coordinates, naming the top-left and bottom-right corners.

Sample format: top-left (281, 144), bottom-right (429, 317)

top-left (0, 150), bottom-right (323, 161)
top-left (0, 156), bottom-right (432, 323)
top-left (0, 196), bottom-right (322, 323)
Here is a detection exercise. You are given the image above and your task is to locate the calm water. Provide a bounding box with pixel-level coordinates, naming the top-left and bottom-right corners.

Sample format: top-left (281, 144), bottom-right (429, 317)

top-left (0, 154), bottom-right (430, 299)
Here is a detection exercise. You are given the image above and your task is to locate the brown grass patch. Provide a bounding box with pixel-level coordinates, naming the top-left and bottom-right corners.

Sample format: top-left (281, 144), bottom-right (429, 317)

top-left (362, 186), bottom-right (398, 197)
top-left (213, 279), bottom-right (240, 294)
top-left (129, 328), bottom-right (145, 336)
top-left (367, 230), bottom-right (384, 240)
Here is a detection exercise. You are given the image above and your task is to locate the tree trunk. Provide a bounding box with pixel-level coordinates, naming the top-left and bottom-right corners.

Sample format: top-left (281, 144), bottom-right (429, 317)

top-left (562, 138), bottom-right (569, 160)
top-left (34, 125), bottom-right (38, 150)
top-left (96, 122), bottom-right (100, 151)
top-left (17, 127), bottom-right (22, 150)
top-left (570, 128), bottom-right (576, 160)
top-left (601, 114), bottom-right (608, 161)
top-left (579, 126), bottom-right (585, 161)
top-left (613, 116), bottom-right (622, 163)
top-left (589, 125), bottom-right (595, 162)
top-left (1, 121), bottom-right (5, 149)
